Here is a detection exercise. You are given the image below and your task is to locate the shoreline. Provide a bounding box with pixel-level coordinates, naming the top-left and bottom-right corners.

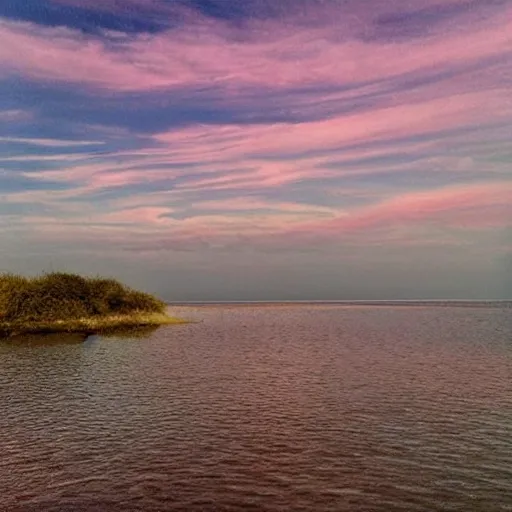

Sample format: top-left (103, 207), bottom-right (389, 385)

top-left (0, 312), bottom-right (187, 338)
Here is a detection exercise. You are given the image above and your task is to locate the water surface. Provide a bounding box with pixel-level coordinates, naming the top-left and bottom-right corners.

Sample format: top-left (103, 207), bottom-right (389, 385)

top-left (1, 304), bottom-right (511, 511)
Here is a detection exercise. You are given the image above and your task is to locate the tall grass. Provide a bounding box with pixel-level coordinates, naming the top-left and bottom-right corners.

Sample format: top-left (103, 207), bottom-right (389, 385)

top-left (0, 272), bottom-right (167, 323)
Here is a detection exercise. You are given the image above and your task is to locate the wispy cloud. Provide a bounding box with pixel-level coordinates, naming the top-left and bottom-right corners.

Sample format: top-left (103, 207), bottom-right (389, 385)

top-left (0, 2), bottom-right (510, 92)
top-left (0, 109), bottom-right (33, 122)
top-left (0, 136), bottom-right (104, 147)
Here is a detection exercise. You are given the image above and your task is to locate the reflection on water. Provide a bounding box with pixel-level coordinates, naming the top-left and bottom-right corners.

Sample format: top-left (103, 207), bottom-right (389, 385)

top-left (3, 332), bottom-right (89, 346)
top-left (94, 325), bottom-right (161, 340)
top-left (3, 325), bottom-right (161, 346)
top-left (0, 305), bottom-right (511, 511)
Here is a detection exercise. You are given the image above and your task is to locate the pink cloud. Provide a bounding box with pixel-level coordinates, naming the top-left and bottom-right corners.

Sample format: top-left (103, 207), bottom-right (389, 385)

top-left (118, 90), bottom-right (509, 193)
top-left (18, 116), bottom-right (438, 193)
top-left (155, 90), bottom-right (512, 160)
top-left (287, 182), bottom-right (512, 238)
top-left (0, 3), bottom-right (510, 92)
top-left (20, 182), bottom-right (512, 255)
top-left (16, 83), bottom-right (510, 200)
top-left (98, 206), bottom-right (174, 224)
top-left (191, 197), bottom-right (336, 216)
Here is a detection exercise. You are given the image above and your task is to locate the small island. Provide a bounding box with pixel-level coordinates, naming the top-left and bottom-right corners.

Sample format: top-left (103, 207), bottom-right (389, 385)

top-left (0, 272), bottom-right (185, 338)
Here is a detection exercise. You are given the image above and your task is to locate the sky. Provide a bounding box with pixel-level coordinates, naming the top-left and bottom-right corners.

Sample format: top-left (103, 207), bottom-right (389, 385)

top-left (0, 0), bottom-right (511, 300)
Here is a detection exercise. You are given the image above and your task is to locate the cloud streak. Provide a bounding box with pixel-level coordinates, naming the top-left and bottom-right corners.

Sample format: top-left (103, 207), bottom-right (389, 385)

top-left (0, 136), bottom-right (104, 147)
top-left (0, 2), bottom-right (510, 92)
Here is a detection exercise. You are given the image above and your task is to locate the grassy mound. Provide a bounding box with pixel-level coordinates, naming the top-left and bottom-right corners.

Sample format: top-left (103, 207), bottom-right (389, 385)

top-left (0, 272), bottom-right (184, 337)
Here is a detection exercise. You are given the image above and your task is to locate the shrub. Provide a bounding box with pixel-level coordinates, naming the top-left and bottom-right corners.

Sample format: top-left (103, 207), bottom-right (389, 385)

top-left (119, 290), bottom-right (167, 314)
top-left (0, 274), bottom-right (30, 319)
top-left (0, 272), bottom-right (166, 322)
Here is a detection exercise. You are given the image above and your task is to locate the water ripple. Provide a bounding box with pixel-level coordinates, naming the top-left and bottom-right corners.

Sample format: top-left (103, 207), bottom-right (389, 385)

top-left (1, 305), bottom-right (511, 511)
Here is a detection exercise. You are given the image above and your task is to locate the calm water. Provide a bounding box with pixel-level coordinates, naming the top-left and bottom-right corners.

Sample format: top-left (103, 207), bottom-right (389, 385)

top-left (1, 304), bottom-right (511, 511)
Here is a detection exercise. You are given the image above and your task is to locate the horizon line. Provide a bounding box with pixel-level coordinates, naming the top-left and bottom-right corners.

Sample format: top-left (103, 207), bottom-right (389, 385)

top-left (166, 299), bottom-right (512, 304)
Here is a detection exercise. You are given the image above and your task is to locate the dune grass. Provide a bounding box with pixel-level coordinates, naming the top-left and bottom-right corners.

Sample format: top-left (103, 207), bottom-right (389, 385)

top-left (0, 272), bottom-right (185, 337)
